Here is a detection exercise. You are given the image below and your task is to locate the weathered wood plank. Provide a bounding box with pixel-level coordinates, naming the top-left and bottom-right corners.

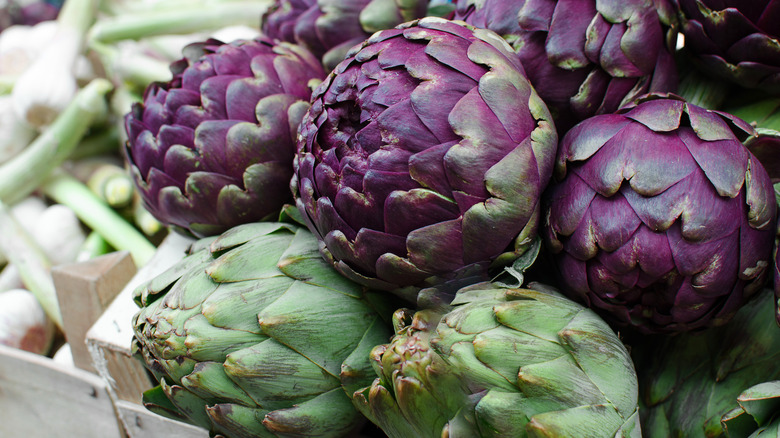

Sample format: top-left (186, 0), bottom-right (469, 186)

top-left (52, 251), bottom-right (137, 372)
top-left (114, 400), bottom-right (209, 438)
top-left (0, 344), bottom-right (124, 437)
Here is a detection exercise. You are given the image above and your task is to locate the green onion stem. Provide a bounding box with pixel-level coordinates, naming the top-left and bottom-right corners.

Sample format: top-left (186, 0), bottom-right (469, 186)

top-left (0, 75), bottom-right (15, 95)
top-left (57, 0), bottom-right (100, 35)
top-left (0, 201), bottom-right (62, 330)
top-left (76, 231), bottom-right (114, 262)
top-left (0, 78), bottom-right (112, 205)
top-left (89, 1), bottom-right (271, 43)
top-left (41, 169), bottom-right (156, 267)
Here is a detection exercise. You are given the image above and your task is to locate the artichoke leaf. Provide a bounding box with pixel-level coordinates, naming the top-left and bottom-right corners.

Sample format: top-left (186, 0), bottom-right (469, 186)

top-left (180, 361), bottom-right (256, 406)
top-left (263, 387), bottom-right (365, 438)
top-left (224, 339), bottom-right (340, 411)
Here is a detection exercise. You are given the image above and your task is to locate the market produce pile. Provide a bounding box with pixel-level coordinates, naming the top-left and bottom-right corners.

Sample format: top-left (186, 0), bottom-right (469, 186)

top-left (3, 0), bottom-right (780, 437)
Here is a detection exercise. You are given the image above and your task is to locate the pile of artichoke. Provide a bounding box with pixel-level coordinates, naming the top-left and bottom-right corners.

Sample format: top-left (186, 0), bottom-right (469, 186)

top-left (125, 1), bottom-right (780, 437)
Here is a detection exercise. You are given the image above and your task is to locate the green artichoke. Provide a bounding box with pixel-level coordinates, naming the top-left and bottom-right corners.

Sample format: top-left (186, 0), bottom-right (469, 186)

top-left (131, 221), bottom-right (396, 438)
top-left (721, 381), bottom-right (780, 438)
top-left (637, 288), bottom-right (780, 438)
top-left (354, 282), bottom-right (641, 437)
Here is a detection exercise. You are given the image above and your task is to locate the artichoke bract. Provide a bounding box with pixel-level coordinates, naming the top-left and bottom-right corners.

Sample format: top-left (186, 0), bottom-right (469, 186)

top-left (292, 18), bottom-right (558, 301)
top-left (721, 381), bottom-right (780, 438)
top-left (124, 37), bottom-right (326, 238)
top-left (261, 0), bottom-right (431, 71)
top-left (675, 0), bottom-right (780, 93)
top-left (453, 0), bottom-right (679, 132)
top-left (543, 93), bottom-right (777, 334)
top-left (637, 288), bottom-right (780, 438)
top-left (354, 282), bottom-right (641, 437)
top-left (131, 222), bottom-right (395, 438)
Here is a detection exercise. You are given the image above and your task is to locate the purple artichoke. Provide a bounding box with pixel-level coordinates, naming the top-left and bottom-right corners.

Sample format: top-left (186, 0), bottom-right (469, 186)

top-left (292, 18), bottom-right (558, 300)
top-left (543, 93), bottom-right (777, 334)
top-left (453, 0), bottom-right (679, 132)
top-left (124, 37), bottom-right (326, 237)
top-left (675, 0), bottom-right (780, 92)
top-left (261, 0), bottom-right (431, 71)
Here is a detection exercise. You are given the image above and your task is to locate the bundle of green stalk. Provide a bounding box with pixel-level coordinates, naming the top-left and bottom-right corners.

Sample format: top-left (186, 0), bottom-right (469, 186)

top-left (0, 0), bottom-right (290, 359)
top-left (0, 0), bottom-right (774, 436)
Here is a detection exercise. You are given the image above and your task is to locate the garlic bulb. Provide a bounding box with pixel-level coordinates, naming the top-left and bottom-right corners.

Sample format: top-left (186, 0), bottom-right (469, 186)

top-left (0, 288), bottom-right (55, 355)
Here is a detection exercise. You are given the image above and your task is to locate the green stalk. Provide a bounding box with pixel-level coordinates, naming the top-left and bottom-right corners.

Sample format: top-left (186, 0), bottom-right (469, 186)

top-left (57, 0), bottom-right (100, 36)
top-left (11, 0), bottom-right (101, 127)
top-left (0, 75), bottom-right (15, 95)
top-left (0, 78), bottom-right (112, 205)
top-left (89, 1), bottom-right (271, 43)
top-left (41, 170), bottom-right (156, 267)
top-left (0, 201), bottom-right (62, 330)
top-left (76, 232), bottom-right (114, 262)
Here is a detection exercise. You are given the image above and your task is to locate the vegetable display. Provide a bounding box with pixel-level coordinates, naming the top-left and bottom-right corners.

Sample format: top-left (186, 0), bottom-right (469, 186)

top-left (2, 1), bottom-right (780, 437)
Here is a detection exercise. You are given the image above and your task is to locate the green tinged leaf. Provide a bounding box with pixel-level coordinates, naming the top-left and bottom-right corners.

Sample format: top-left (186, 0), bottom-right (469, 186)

top-left (160, 378), bottom-right (214, 431)
top-left (560, 309), bottom-right (638, 417)
top-left (277, 228), bottom-right (364, 297)
top-left (340, 316), bottom-right (394, 395)
top-left (200, 276), bottom-right (293, 333)
top-left (262, 388), bottom-right (364, 438)
top-left (224, 339), bottom-right (340, 411)
top-left (526, 404), bottom-right (627, 438)
top-left (206, 404), bottom-right (273, 438)
top-left (180, 361), bottom-right (256, 406)
top-left (258, 280), bottom-right (378, 376)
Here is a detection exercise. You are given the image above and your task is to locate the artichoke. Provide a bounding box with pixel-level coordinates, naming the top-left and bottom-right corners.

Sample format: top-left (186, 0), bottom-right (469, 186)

top-left (721, 381), bottom-right (780, 438)
top-left (354, 282), bottom-right (642, 437)
top-left (453, 0), bottom-right (679, 132)
top-left (542, 93), bottom-right (777, 334)
top-left (124, 37), bottom-right (326, 238)
top-left (131, 221), bottom-right (395, 438)
top-left (292, 17), bottom-right (558, 301)
top-left (261, 0), bottom-right (431, 71)
top-left (637, 288), bottom-right (780, 438)
top-left (674, 0), bottom-right (780, 93)
top-left (0, 0), bottom-right (60, 30)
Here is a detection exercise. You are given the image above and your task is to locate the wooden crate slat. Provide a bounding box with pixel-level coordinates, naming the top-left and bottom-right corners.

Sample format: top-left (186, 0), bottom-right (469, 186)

top-left (114, 400), bottom-right (209, 438)
top-left (52, 251), bottom-right (137, 372)
top-left (0, 344), bottom-right (124, 437)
